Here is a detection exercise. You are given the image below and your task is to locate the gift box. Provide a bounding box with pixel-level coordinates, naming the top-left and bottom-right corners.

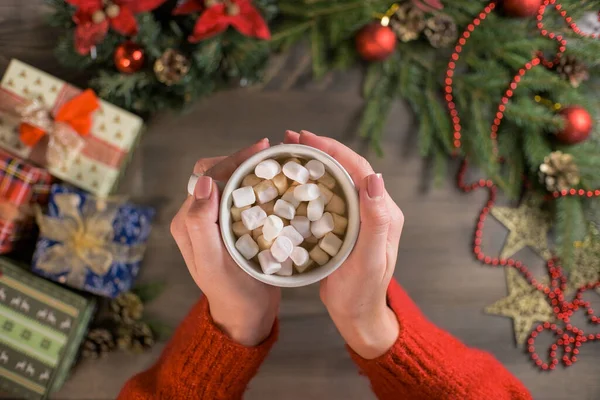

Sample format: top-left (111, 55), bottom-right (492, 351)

top-left (0, 59), bottom-right (143, 196)
top-left (0, 257), bottom-right (95, 399)
top-left (31, 185), bottom-right (154, 298)
top-left (0, 150), bottom-right (52, 254)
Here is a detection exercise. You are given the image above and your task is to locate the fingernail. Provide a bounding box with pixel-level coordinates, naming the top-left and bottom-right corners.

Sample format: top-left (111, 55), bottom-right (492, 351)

top-left (299, 130), bottom-right (315, 137)
top-left (259, 137), bottom-right (269, 144)
top-left (194, 176), bottom-right (213, 200)
top-left (367, 173), bottom-right (384, 199)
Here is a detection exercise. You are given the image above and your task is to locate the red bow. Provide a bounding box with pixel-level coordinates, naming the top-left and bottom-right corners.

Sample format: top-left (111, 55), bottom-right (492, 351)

top-left (67, 0), bottom-right (166, 55)
top-left (174, 0), bottom-right (270, 42)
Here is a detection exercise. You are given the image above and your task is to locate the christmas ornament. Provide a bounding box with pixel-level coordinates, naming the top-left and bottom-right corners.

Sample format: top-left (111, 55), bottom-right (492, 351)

top-left (174, 0), bottom-right (270, 42)
top-left (538, 151), bottom-right (580, 192)
top-left (110, 292), bottom-right (144, 325)
top-left (117, 321), bottom-right (155, 353)
top-left (490, 196), bottom-right (551, 260)
top-left (81, 328), bottom-right (116, 359)
top-left (555, 55), bottom-right (589, 87)
top-left (355, 22), bottom-right (397, 61)
top-left (154, 49), bottom-right (191, 85)
top-left (485, 268), bottom-right (556, 345)
top-left (501, 0), bottom-right (543, 18)
top-left (67, 0), bottom-right (167, 55)
top-left (114, 41), bottom-right (146, 74)
top-left (556, 106), bottom-right (593, 144)
top-left (390, 2), bottom-right (425, 42)
top-left (424, 14), bottom-right (457, 48)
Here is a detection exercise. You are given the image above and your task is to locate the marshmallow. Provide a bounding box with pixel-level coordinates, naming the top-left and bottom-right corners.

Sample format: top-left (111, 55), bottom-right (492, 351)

top-left (232, 186), bottom-right (256, 208)
top-left (311, 212), bottom-right (334, 238)
top-left (290, 246), bottom-right (310, 268)
top-left (296, 202), bottom-right (308, 217)
top-left (231, 205), bottom-right (250, 222)
top-left (317, 183), bottom-right (333, 204)
top-left (262, 215), bottom-right (284, 241)
top-left (294, 184), bottom-right (321, 201)
top-left (319, 232), bottom-right (343, 257)
top-left (305, 160), bottom-right (325, 180)
top-left (290, 216), bottom-right (311, 238)
top-left (318, 171), bottom-right (336, 189)
top-left (255, 159), bottom-right (282, 180)
top-left (271, 236), bottom-right (293, 262)
top-left (242, 173), bottom-right (262, 187)
top-left (274, 199), bottom-right (296, 220)
top-left (325, 194), bottom-right (346, 215)
top-left (309, 245), bottom-right (330, 266)
top-left (282, 188), bottom-right (301, 208)
top-left (259, 199), bottom-right (275, 214)
top-left (253, 180), bottom-right (279, 204)
top-left (272, 173), bottom-right (289, 195)
top-left (282, 161), bottom-right (309, 184)
top-left (252, 227), bottom-right (262, 241)
top-left (276, 258), bottom-right (294, 276)
top-left (241, 206), bottom-right (267, 230)
top-left (232, 221), bottom-right (251, 237)
top-left (280, 225), bottom-right (304, 246)
top-left (235, 234), bottom-right (259, 260)
top-left (258, 250), bottom-right (282, 275)
top-left (307, 197), bottom-right (325, 221)
top-left (331, 213), bottom-right (348, 236)
top-left (257, 235), bottom-right (274, 251)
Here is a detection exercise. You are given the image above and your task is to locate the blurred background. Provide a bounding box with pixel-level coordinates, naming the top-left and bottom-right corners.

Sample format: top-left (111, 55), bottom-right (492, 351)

top-left (0, 0), bottom-right (599, 399)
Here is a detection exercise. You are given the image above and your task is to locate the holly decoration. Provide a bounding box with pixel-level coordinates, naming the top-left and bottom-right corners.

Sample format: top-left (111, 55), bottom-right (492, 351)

top-left (67, 0), bottom-right (167, 55)
top-left (501, 0), bottom-right (543, 18)
top-left (556, 106), bottom-right (593, 144)
top-left (154, 49), bottom-right (191, 85)
top-left (355, 22), bottom-right (397, 62)
top-left (390, 2), bottom-right (425, 42)
top-left (538, 151), bottom-right (580, 192)
top-left (114, 41), bottom-right (145, 73)
top-left (424, 14), bottom-right (457, 48)
top-left (555, 55), bottom-right (589, 88)
top-left (174, 0), bottom-right (270, 42)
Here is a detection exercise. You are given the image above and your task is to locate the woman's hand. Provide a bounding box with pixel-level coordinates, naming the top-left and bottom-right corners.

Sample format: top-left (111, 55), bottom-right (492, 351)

top-left (285, 130), bottom-right (404, 359)
top-left (170, 139), bottom-right (281, 347)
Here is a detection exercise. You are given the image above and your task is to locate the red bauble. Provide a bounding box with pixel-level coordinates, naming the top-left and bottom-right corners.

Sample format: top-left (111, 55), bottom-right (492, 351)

top-left (114, 41), bottom-right (145, 74)
top-left (556, 106), bottom-right (593, 144)
top-left (355, 22), bottom-right (397, 61)
top-left (502, 0), bottom-right (542, 17)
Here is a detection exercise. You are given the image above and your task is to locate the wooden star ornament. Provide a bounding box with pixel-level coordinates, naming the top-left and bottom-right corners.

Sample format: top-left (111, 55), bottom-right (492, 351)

top-left (568, 230), bottom-right (600, 292)
top-left (485, 268), bottom-right (556, 345)
top-left (490, 196), bottom-right (551, 260)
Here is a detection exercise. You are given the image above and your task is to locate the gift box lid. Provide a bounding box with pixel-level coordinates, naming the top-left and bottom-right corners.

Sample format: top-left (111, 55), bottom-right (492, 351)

top-left (0, 257), bottom-right (95, 399)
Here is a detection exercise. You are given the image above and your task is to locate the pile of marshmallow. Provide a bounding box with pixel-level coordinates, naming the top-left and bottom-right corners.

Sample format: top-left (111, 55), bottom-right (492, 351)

top-left (230, 157), bottom-right (348, 276)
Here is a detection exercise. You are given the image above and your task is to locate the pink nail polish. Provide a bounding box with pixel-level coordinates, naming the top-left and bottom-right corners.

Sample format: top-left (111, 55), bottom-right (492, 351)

top-left (194, 176), bottom-right (213, 200)
top-left (367, 174), bottom-right (384, 199)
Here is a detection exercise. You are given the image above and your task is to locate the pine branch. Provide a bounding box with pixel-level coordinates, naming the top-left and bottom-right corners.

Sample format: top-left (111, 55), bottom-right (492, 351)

top-left (554, 196), bottom-right (587, 272)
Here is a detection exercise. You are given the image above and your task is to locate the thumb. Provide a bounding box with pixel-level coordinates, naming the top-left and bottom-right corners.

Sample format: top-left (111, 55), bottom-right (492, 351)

top-left (185, 175), bottom-right (220, 240)
top-left (354, 173), bottom-right (390, 252)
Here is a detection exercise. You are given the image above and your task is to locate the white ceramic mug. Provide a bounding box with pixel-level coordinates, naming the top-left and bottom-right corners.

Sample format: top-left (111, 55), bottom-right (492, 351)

top-left (219, 144), bottom-right (360, 287)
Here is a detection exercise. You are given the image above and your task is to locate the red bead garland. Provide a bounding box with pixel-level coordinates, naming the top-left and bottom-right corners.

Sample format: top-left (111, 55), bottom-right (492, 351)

top-left (449, 0), bottom-right (600, 371)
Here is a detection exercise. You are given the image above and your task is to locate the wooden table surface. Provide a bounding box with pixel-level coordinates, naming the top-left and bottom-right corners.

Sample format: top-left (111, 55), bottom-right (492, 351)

top-left (1, 2), bottom-right (599, 399)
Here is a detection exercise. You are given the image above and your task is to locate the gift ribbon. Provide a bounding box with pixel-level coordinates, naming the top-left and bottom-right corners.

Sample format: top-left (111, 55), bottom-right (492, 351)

top-left (35, 192), bottom-right (146, 287)
top-left (0, 89), bottom-right (99, 170)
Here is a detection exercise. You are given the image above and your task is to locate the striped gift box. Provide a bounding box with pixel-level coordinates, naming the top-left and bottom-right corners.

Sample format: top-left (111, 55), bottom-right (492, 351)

top-left (0, 59), bottom-right (143, 196)
top-left (0, 258), bottom-right (95, 399)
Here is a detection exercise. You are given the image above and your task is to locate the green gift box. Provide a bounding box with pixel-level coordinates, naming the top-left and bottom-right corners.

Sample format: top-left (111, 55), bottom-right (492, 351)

top-left (0, 257), bottom-right (95, 399)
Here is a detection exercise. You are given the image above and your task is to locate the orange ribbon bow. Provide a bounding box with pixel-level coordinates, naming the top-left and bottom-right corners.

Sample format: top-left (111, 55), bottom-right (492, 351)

top-left (18, 89), bottom-right (99, 168)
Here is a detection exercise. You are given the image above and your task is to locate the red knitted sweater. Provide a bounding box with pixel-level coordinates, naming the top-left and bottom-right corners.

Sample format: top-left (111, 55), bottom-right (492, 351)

top-left (118, 280), bottom-right (532, 399)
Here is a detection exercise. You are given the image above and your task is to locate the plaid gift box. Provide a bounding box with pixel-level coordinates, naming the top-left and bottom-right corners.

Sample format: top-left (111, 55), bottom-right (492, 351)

top-left (0, 151), bottom-right (52, 254)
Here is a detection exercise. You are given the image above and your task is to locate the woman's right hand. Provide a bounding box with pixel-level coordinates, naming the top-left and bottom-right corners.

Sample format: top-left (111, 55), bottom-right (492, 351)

top-left (285, 130), bottom-right (405, 359)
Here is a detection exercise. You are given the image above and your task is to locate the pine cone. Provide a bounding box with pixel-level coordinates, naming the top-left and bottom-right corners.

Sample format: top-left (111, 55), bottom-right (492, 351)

top-left (390, 3), bottom-right (425, 42)
top-left (117, 321), bottom-right (155, 353)
top-left (154, 49), bottom-right (191, 86)
top-left (539, 151), bottom-right (580, 192)
top-left (555, 55), bottom-right (589, 88)
top-left (81, 328), bottom-right (116, 359)
top-left (424, 14), bottom-right (458, 48)
top-left (110, 292), bottom-right (143, 325)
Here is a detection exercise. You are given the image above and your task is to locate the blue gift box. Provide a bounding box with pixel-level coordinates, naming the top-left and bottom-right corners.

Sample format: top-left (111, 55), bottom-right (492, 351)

top-left (31, 185), bottom-right (154, 298)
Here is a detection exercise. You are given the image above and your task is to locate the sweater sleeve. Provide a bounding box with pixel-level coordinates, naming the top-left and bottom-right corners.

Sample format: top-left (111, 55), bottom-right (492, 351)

top-left (348, 279), bottom-right (532, 400)
top-left (118, 296), bottom-right (278, 400)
